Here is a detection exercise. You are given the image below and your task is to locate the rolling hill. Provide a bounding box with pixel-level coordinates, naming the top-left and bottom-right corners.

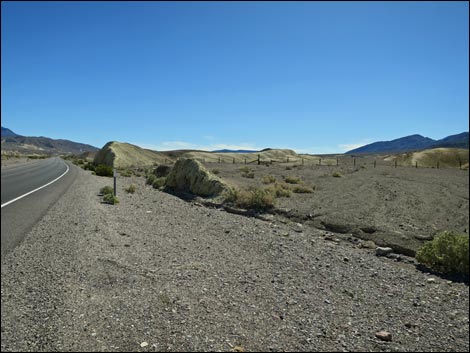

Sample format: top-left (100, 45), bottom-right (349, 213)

top-left (346, 132), bottom-right (469, 154)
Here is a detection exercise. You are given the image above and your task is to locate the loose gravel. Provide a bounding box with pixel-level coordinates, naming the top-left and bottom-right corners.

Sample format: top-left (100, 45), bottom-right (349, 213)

top-left (1, 166), bottom-right (468, 352)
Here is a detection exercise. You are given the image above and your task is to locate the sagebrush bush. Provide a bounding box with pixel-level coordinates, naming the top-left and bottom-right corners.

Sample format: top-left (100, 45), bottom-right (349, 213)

top-left (120, 169), bottom-right (133, 177)
top-left (100, 186), bottom-right (114, 195)
top-left (103, 193), bottom-right (119, 205)
top-left (125, 184), bottom-right (136, 193)
top-left (95, 164), bottom-right (113, 177)
top-left (284, 175), bottom-right (301, 184)
top-left (416, 231), bottom-right (469, 277)
top-left (83, 163), bottom-right (95, 171)
top-left (332, 172), bottom-right (342, 178)
top-left (224, 187), bottom-right (274, 210)
top-left (262, 175), bottom-right (277, 184)
top-left (237, 188), bottom-right (274, 210)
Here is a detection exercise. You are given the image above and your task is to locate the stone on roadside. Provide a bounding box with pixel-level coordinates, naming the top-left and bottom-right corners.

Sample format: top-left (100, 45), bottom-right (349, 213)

top-left (375, 330), bottom-right (392, 341)
top-left (375, 247), bottom-right (393, 256)
top-left (140, 341), bottom-right (148, 347)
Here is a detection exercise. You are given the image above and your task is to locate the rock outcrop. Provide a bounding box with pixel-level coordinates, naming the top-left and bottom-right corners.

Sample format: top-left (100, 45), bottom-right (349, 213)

top-left (165, 158), bottom-right (229, 197)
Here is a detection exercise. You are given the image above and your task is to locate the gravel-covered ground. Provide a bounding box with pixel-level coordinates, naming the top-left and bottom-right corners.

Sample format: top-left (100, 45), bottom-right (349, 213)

top-left (1, 165), bottom-right (469, 352)
top-left (206, 160), bottom-right (469, 256)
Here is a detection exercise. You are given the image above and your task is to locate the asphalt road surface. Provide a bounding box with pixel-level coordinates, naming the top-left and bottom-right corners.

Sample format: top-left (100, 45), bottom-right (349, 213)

top-left (1, 158), bottom-right (78, 261)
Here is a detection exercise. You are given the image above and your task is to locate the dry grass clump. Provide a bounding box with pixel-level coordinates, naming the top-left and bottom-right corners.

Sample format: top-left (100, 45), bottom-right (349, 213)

top-left (284, 175), bottom-right (301, 184)
top-left (266, 182), bottom-right (292, 198)
top-left (240, 166), bottom-right (255, 178)
top-left (332, 172), bottom-right (342, 178)
top-left (262, 175), bottom-right (277, 184)
top-left (125, 184), bottom-right (136, 193)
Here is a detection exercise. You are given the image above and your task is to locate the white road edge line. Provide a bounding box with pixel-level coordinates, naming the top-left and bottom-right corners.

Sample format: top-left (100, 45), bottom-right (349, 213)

top-left (1, 160), bottom-right (70, 208)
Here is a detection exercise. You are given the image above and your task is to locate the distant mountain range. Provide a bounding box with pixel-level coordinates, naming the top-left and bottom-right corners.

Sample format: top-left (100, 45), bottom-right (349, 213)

top-left (346, 132), bottom-right (469, 154)
top-left (1, 126), bottom-right (99, 155)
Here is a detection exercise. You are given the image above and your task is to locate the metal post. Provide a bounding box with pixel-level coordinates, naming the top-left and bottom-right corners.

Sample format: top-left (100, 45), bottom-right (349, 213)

top-left (374, 160), bottom-right (376, 168)
top-left (113, 168), bottom-right (117, 196)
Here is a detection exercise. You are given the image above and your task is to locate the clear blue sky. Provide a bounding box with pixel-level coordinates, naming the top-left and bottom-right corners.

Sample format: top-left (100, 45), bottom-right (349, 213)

top-left (2, 1), bottom-right (468, 153)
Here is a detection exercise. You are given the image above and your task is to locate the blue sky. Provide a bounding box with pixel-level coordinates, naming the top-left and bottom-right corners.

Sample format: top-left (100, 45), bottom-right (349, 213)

top-left (1, 1), bottom-right (468, 153)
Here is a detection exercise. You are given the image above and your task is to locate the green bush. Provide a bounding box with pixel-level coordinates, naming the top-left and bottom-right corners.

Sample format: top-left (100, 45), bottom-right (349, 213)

top-left (416, 231), bottom-right (469, 276)
top-left (223, 188), bottom-right (240, 204)
top-left (332, 172), bottom-right (342, 178)
top-left (284, 176), bottom-right (301, 184)
top-left (83, 163), bottom-right (95, 171)
top-left (224, 187), bottom-right (274, 210)
top-left (100, 186), bottom-right (114, 195)
top-left (120, 169), bottom-right (133, 177)
top-left (95, 164), bottom-right (113, 177)
top-left (125, 184), bottom-right (136, 193)
top-left (146, 174), bottom-right (157, 185)
top-left (103, 193), bottom-right (119, 205)
top-left (152, 177), bottom-right (166, 189)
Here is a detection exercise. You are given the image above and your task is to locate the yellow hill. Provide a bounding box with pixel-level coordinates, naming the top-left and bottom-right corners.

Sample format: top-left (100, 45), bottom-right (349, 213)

top-left (384, 148), bottom-right (469, 168)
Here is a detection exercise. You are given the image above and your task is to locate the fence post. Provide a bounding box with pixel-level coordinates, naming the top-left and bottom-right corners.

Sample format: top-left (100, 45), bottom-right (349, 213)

top-left (395, 160), bottom-right (397, 168)
top-left (233, 157), bottom-right (235, 164)
top-left (302, 158), bottom-right (304, 166)
top-left (374, 160), bottom-right (376, 168)
top-left (258, 154), bottom-right (260, 165)
top-left (415, 161), bottom-right (418, 168)
top-left (337, 158), bottom-right (339, 166)
top-left (287, 157), bottom-right (289, 163)
top-left (459, 160), bottom-right (462, 169)
top-left (245, 158), bottom-right (247, 165)
top-left (218, 157), bottom-right (221, 163)
top-left (319, 158), bottom-right (321, 166)
top-left (354, 158), bottom-right (356, 167)
top-left (437, 160), bottom-right (439, 169)
top-left (113, 168), bottom-right (117, 196)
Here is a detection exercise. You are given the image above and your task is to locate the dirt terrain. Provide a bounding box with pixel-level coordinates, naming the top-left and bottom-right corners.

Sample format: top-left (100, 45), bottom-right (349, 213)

top-left (1, 164), bottom-right (468, 352)
top-left (204, 158), bottom-right (469, 256)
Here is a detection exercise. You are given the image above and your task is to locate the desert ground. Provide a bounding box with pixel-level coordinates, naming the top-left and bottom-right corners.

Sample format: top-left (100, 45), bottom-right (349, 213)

top-left (1, 157), bottom-right (468, 352)
top-left (199, 156), bottom-right (469, 257)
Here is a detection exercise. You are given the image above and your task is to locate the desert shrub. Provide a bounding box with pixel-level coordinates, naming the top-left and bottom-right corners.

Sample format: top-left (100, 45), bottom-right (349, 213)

top-left (100, 186), bottom-right (114, 195)
top-left (212, 169), bottom-right (220, 175)
top-left (224, 187), bottom-right (274, 210)
top-left (223, 187), bottom-right (239, 204)
top-left (285, 166), bottom-right (292, 170)
top-left (292, 185), bottom-right (315, 193)
top-left (146, 174), bottom-right (157, 185)
top-left (125, 184), bottom-right (136, 193)
top-left (95, 164), bottom-right (113, 177)
top-left (83, 162), bottom-right (95, 171)
top-left (284, 176), bottom-right (301, 184)
top-left (266, 183), bottom-right (291, 198)
top-left (237, 188), bottom-right (274, 210)
top-left (262, 175), bottom-right (277, 184)
top-left (120, 169), bottom-right (133, 177)
top-left (152, 177), bottom-right (166, 189)
top-left (332, 172), bottom-right (342, 178)
top-left (416, 231), bottom-right (469, 277)
top-left (240, 167), bottom-right (255, 178)
top-left (103, 193), bottom-right (119, 205)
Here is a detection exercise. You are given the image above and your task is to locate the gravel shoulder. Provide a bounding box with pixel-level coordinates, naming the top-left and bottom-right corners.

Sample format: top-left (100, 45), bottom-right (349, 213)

top-left (1, 165), bottom-right (469, 352)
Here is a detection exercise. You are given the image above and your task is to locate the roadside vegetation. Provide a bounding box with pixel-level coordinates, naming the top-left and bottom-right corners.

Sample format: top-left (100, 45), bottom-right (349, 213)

top-left (99, 185), bottom-right (119, 205)
top-left (416, 231), bottom-right (469, 277)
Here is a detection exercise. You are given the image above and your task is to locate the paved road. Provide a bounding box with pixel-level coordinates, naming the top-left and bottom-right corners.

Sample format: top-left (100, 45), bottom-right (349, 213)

top-left (1, 158), bottom-right (78, 260)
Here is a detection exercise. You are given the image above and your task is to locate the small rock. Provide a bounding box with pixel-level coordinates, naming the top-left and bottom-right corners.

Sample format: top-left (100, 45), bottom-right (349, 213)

top-left (233, 346), bottom-right (245, 352)
top-left (375, 247), bottom-right (393, 256)
top-left (427, 278), bottom-right (436, 284)
top-left (375, 331), bottom-right (392, 341)
top-left (140, 342), bottom-right (148, 348)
